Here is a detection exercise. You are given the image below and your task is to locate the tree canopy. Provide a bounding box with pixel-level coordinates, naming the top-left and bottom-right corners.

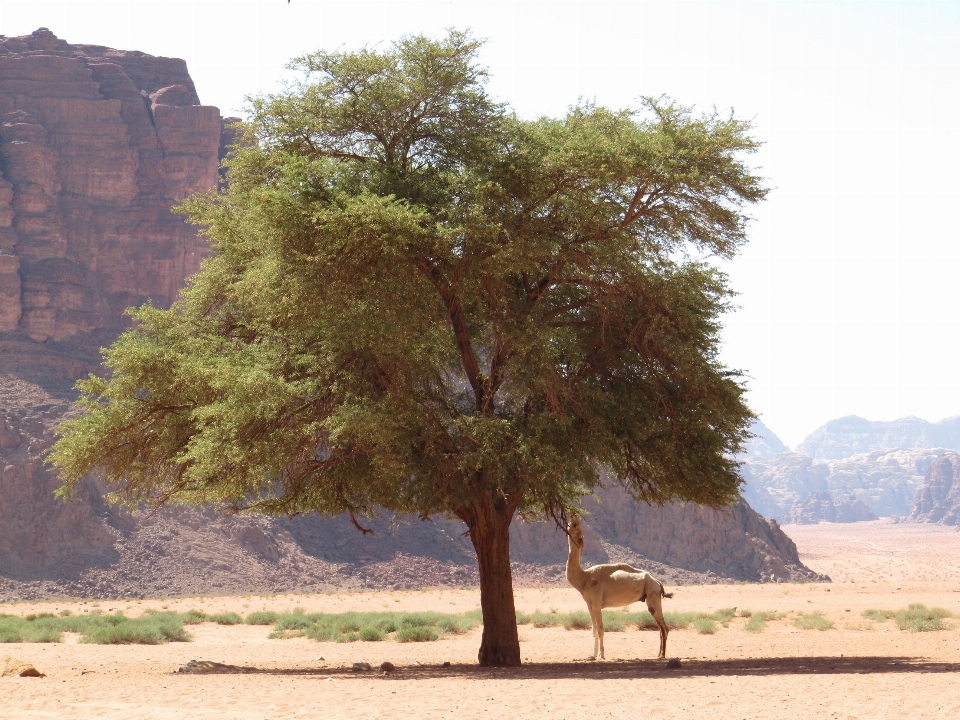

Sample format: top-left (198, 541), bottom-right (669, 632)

top-left (49, 30), bottom-right (767, 666)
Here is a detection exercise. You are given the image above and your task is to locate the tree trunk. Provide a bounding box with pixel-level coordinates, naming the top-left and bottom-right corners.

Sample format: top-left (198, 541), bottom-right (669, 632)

top-left (463, 493), bottom-right (521, 667)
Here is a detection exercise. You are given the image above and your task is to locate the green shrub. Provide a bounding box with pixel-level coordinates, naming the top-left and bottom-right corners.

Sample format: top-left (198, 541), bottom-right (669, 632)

top-left (561, 611), bottom-right (592, 630)
top-left (739, 609), bottom-right (753, 618)
top-left (862, 609), bottom-right (894, 622)
top-left (794, 612), bottom-right (834, 630)
top-left (245, 611), bottom-right (279, 625)
top-left (181, 610), bottom-right (209, 625)
top-left (713, 608), bottom-right (737, 625)
top-left (894, 604), bottom-right (953, 632)
top-left (600, 611), bottom-right (627, 632)
top-left (211, 612), bottom-right (243, 625)
top-left (743, 611), bottom-right (783, 633)
top-left (359, 626), bottom-right (385, 641)
top-left (529, 610), bottom-right (561, 628)
top-left (693, 617), bottom-right (718, 634)
top-left (396, 626), bottom-right (438, 642)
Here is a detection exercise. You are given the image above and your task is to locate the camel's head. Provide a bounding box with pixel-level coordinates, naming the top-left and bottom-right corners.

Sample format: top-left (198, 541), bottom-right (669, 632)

top-left (567, 515), bottom-right (584, 549)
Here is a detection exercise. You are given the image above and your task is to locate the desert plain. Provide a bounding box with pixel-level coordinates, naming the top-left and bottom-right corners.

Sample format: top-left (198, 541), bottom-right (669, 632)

top-left (2, 520), bottom-right (959, 720)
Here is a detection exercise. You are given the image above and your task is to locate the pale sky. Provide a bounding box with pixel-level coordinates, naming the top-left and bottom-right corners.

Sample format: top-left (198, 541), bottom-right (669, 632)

top-left (2, 0), bottom-right (959, 449)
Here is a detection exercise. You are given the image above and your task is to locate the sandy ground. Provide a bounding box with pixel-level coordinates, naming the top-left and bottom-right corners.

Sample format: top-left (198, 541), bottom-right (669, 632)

top-left (3, 521), bottom-right (960, 719)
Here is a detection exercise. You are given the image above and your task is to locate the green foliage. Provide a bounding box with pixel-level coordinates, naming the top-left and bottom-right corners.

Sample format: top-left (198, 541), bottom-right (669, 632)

top-left (0, 611), bottom-right (191, 644)
top-left (742, 611), bottom-right (783, 633)
top-left (692, 617), bottom-right (718, 634)
top-left (181, 610), bottom-right (210, 625)
top-left (863, 605), bottom-right (953, 632)
top-left (261, 610), bottom-right (479, 643)
top-left (561, 612), bottom-right (593, 630)
top-left (396, 626), bottom-right (439, 643)
top-left (211, 612), bottom-right (243, 625)
top-left (51, 30), bottom-right (764, 524)
top-left (794, 612), bottom-right (834, 631)
top-left (244, 611), bottom-right (279, 625)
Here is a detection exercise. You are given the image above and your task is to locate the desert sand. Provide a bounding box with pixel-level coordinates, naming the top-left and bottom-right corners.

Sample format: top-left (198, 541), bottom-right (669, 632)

top-left (3, 521), bottom-right (959, 719)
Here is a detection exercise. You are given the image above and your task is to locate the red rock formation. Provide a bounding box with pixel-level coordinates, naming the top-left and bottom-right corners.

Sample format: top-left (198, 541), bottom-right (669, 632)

top-left (909, 454), bottom-right (960, 525)
top-left (0, 28), bottom-right (225, 385)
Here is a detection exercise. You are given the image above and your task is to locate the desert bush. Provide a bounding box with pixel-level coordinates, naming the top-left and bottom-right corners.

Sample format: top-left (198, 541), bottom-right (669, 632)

top-left (211, 612), bottom-right (243, 625)
top-left (530, 610), bottom-right (561, 628)
top-left (359, 626), bottom-right (385, 641)
top-left (561, 611), bottom-right (592, 630)
top-left (894, 604), bottom-right (953, 632)
top-left (862, 605), bottom-right (953, 632)
top-left (794, 612), bottom-right (834, 630)
top-left (396, 626), bottom-right (438, 642)
top-left (245, 611), bottom-right (278, 625)
top-left (181, 610), bottom-right (209, 625)
top-left (742, 611), bottom-right (784, 633)
top-left (693, 617), bottom-right (718, 634)
top-left (739, 609), bottom-right (753, 618)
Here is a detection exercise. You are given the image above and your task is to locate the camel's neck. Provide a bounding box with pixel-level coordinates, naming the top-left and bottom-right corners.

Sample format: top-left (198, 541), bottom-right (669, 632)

top-left (566, 535), bottom-right (586, 587)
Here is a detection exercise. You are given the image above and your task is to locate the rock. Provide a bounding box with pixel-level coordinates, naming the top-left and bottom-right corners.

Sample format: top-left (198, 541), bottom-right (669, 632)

top-left (665, 658), bottom-right (682, 669)
top-left (379, 661), bottom-right (395, 671)
top-left (0, 28), bottom-right (225, 380)
top-left (0, 655), bottom-right (44, 677)
top-left (909, 454), bottom-right (960, 525)
top-left (798, 415), bottom-right (960, 462)
top-left (742, 447), bottom-right (942, 519)
top-left (352, 662), bottom-right (372, 672)
top-left (442, 661), bottom-right (451, 667)
top-left (176, 660), bottom-right (253, 674)
top-left (784, 491), bottom-right (878, 524)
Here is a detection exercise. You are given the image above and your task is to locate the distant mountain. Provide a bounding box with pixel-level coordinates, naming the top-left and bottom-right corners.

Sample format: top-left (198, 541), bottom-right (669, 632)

top-left (797, 415), bottom-right (960, 462)
top-left (742, 419), bottom-right (790, 459)
top-left (909, 454), bottom-right (960, 525)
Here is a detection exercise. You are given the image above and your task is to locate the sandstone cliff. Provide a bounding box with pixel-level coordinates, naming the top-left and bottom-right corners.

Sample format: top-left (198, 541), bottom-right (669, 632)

top-left (798, 415), bottom-right (960, 462)
top-left (740, 447), bottom-right (944, 520)
top-left (0, 28), bottom-right (226, 388)
top-left (909, 454), bottom-right (960, 526)
top-left (783, 491), bottom-right (877, 525)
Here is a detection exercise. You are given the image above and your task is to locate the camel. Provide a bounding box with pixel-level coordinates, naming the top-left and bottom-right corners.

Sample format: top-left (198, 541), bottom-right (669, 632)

top-left (565, 515), bottom-right (673, 660)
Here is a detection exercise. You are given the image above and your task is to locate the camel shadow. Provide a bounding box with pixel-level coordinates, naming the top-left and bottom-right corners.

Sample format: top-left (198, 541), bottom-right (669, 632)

top-left (175, 656), bottom-right (960, 679)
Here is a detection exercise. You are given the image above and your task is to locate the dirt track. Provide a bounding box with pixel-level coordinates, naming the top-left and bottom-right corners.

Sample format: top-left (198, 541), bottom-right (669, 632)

top-left (3, 521), bottom-right (959, 719)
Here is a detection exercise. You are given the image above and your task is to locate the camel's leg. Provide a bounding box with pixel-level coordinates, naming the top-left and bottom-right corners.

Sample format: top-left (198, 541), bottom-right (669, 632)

top-left (647, 599), bottom-right (669, 659)
top-left (588, 604), bottom-right (604, 660)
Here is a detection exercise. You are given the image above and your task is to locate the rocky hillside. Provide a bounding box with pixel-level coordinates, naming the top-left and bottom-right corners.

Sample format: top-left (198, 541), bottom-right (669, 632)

top-left (798, 415), bottom-right (960, 463)
top-left (740, 420), bottom-right (949, 522)
top-left (0, 28), bottom-right (229, 388)
top-left (0, 29), bottom-right (823, 601)
top-left (909, 454), bottom-right (960, 526)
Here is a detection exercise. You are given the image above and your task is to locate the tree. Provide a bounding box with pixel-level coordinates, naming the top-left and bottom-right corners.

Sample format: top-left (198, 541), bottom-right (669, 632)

top-left (50, 31), bottom-right (767, 667)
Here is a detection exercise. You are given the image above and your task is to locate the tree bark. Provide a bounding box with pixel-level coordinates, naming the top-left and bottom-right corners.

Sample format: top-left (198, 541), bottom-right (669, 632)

top-left (462, 493), bottom-right (521, 667)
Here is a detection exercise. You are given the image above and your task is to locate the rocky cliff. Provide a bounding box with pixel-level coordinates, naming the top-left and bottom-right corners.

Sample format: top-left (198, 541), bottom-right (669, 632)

top-left (0, 28), bottom-right (226, 388)
top-left (909, 454), bottom-right (960, 526)
top-left (798, 415), bottom-right (960, 463)
top-left (783, 491), bottom-right (877, 525)
top-left (0, 29), bottom-right (823, 601)
top-left (741, 447), bottom-right (943, 520)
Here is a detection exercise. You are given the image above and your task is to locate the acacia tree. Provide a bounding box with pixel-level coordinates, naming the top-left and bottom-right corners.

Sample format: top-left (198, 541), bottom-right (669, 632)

top-left (50, 31), bottom-right (766, 666)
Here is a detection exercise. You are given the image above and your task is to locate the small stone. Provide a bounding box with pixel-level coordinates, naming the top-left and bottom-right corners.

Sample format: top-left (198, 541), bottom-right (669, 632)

top-left (317, 656), bottom-right (325, 662)
top-left (666, 658), bottom-right (682, 669)
top-left (352, 662), bottom-right (372, 671)
top-left (379, 661), bottom-right (395, 672)
top-left (442, 661), bottom-right (451, 667)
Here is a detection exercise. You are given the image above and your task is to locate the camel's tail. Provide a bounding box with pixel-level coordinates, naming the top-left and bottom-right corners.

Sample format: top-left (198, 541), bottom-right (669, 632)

top-left (659, 581), bottom-right (674, 600)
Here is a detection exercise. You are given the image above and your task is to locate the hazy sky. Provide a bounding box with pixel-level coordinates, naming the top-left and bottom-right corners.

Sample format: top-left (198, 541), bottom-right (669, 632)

top-left (2, 0), bottom-right (959, 448)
